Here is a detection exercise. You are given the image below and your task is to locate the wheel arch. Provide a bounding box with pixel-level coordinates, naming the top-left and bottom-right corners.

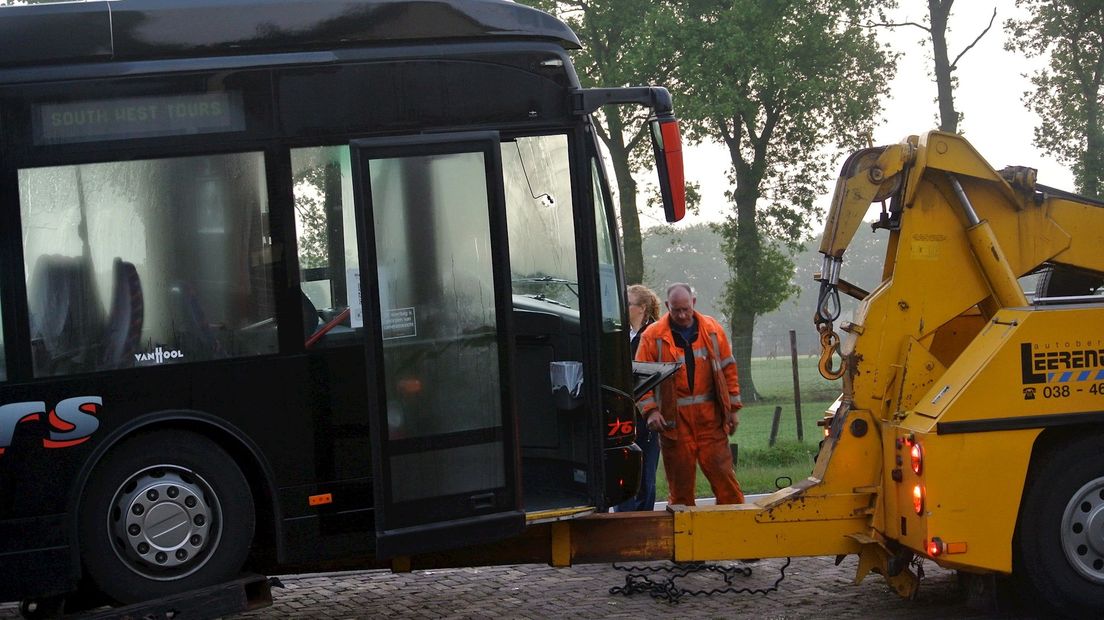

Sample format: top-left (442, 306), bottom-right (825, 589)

top-left (66, 410), bottom-right (283, 580)
top-left (1023, 423), bottom-right (1104, 482)
top-left (1016, 423), bottom-right (1104, 529)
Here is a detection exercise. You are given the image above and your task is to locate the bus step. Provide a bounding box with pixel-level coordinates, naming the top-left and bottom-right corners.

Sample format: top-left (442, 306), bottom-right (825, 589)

top-left (80, 574), bottom-right (272, 619)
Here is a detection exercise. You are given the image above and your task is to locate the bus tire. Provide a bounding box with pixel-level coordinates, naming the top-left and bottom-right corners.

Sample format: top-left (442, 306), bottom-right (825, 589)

top-left (79, 429), bottom-right (255, 604)
top-left (1016, 432), bottom-right (1104, 618)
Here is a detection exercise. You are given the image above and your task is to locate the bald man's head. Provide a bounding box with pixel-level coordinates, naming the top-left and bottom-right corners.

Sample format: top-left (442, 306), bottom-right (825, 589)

top-left (665, 283), bottom-right (696, 328)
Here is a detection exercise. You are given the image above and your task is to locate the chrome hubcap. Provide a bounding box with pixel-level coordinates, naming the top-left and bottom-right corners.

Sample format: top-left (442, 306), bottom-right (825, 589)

top-left (108, 465), bottom-right (221, 580)
top-left (1061, 475), bottom-right (1104, 584)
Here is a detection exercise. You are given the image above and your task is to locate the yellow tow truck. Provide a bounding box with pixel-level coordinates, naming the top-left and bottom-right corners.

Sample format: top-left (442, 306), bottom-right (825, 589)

top-left (392, 131), bottom-right (1104, 619)
top-left (807, 130), bottom-right (1104, 618)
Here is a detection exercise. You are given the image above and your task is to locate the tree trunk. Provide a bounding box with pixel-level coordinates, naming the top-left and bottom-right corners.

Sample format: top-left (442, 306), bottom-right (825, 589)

top-left (604, 111), bottom-right (644, 285)
top-left (731, 182), bottom-right (761, 402)
top-left (929, 0), bottom-right (958, 133)
top-left (730, 306), bottom-right (758, 403)
top-left (717, 116), bottom-right (769, 403)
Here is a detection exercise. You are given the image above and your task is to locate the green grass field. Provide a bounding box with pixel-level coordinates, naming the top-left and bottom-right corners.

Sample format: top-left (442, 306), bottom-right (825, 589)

top-left (652, 356), bottom-right (841, 500)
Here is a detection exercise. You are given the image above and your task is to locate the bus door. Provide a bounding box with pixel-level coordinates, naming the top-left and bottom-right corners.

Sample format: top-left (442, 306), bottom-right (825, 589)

top-left (350, 133), bottom-right (523, 559)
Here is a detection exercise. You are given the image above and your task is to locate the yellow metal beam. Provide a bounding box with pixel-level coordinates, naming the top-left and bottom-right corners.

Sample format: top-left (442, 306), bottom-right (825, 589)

top-left (550, 521), bottom-right (571, 567)
top-left (671, 499), bottom-right (868, 562)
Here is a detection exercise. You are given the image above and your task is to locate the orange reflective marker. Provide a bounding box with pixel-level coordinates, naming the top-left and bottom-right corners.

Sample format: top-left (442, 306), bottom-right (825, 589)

top-left (309, 493), bottom-right (333, 506)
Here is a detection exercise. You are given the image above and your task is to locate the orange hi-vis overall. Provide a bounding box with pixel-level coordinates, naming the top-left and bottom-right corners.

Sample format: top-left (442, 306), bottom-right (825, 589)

top-left (636, 312), bottom-right (744, 506)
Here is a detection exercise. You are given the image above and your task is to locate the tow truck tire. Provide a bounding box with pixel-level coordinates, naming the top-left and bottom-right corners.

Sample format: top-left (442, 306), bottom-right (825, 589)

top-left (1016, 433), bottom-right (1104, 618)
top-left (79, 429), bottom-right (255, 604)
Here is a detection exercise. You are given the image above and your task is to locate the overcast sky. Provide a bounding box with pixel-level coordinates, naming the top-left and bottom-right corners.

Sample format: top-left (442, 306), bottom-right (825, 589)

top-left (640, 1), bottom-right (1072, 231)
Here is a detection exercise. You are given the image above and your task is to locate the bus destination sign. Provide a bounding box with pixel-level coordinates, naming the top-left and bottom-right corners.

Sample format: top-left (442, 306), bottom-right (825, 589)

top-left (34, 92), bottom-right (245, 145)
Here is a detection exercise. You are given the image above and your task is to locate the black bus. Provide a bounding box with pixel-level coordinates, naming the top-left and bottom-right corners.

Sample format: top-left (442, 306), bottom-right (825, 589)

top-left (0, 0), bottom-right (686, 611)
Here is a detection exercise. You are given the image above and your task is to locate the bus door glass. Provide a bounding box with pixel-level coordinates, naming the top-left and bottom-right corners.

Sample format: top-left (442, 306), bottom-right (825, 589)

top-left (350, 132), bottom-right (522, 558)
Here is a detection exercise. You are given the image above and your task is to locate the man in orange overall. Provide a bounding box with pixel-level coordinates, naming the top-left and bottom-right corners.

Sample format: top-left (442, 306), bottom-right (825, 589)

top-left (636, 283), bottom-right (744, 505)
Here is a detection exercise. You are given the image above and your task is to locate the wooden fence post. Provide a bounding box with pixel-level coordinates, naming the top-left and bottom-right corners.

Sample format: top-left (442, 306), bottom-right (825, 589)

top-left (789, 329), bottom-right (804, 442)
top-left (769, 406), bottom-right (782, 447)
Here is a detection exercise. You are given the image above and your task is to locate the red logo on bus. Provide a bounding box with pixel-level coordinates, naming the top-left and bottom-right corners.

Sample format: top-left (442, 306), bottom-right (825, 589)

top-left (0, 396), bottom-right (101, 456)
top-left (607, 417), bottom-right (634, 436)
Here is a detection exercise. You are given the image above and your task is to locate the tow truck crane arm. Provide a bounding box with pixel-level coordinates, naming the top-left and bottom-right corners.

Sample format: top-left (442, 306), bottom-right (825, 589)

top-left (819, 132), bottom-right (1104, 311)
top-left (815, 132), bottom-right (1104, 382)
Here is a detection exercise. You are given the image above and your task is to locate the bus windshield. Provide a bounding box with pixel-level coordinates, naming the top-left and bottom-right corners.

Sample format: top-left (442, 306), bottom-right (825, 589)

top-left (504, 135), bottom-right (579, 311)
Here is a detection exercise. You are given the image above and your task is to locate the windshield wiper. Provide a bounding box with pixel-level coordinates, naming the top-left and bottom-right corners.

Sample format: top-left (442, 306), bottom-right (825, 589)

top-left (512, 276), bottom-right (578, 299)
top-left (523, 293), bottom-right (573, 308)
top-left (513, 276), bottom-right (576, 285)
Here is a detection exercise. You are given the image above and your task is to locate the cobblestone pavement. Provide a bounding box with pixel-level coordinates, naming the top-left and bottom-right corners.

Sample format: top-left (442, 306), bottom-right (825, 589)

top-left (242, 557), bottom-right (1016, 619)
top-left (1, 555), bottom-right (1035, 618)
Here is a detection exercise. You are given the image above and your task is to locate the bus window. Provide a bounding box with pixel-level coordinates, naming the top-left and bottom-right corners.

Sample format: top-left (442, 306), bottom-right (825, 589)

top-left (18, 152), bottom-right (277, 377)
top-left (291, 146), bottom-right (361, 346)
top-left (502, 135), bottom-right (579, 309)
top-left (591, 158), bottom-right (624, 332)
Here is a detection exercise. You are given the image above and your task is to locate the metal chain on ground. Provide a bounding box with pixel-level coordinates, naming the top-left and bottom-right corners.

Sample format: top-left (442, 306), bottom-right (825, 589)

top-left (910, 556), bottom-right (926, 581)
top-left (608, 558), bottom-right (791, 603)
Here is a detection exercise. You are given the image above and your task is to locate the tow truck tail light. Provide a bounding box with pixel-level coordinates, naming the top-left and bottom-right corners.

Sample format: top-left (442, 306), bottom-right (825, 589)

top-left (928, 537), bottom-right (944, 557)
top-left (913, 484), bottom-right (924, 515)
top-left (927, 537), bottom-right (966, 556)
top-left (910, 442), bottom-right (923, 475)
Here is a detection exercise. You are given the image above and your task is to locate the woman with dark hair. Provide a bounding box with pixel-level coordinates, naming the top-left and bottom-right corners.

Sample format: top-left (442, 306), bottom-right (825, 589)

top-left (615, 284), bottom-right (661, 512)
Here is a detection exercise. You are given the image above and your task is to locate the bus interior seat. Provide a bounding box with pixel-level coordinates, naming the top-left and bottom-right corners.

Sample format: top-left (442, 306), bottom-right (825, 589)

top-left (301, 288), bottom-right (322, 338)
top-left (168, 281), bottom-right (225, 361)
top-left (102, 258), bottom-right (144, 369)
top-left (29, 254), bottom-right (103, 375)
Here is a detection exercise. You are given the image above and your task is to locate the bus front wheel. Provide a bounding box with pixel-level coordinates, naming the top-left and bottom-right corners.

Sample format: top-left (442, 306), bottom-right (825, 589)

top-left (1016, 433), bottom-right (1104, 618)
top-left (79, 429), bottom-right (255, 604)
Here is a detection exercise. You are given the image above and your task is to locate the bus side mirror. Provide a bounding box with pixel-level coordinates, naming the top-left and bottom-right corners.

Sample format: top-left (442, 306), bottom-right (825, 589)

top-left (650, 114), bottom-right (686, 223)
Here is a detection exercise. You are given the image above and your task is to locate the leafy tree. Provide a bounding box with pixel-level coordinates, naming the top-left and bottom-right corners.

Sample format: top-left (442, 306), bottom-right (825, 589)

top-left (668, 0), bottom-right (896, 400)
top-left (642, 223), bottom-right (729, 319)
top-left (1007, 1), bottom-right (1104, 199)
top-left (293, 166), bottom-right (332, 269)
top-left (872, 1), bottom-right (997, 133)
top-left (523, 1), bottom-right (667, 284)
